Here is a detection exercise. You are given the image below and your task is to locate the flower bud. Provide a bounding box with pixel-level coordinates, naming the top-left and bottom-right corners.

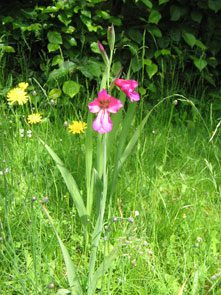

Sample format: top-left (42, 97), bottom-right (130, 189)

top-left (107, 24), bottom-right (115, 51)
top-left (98, 41), bottom-right (105, 53)
top-left (97, 41), bottom-right (109, 65)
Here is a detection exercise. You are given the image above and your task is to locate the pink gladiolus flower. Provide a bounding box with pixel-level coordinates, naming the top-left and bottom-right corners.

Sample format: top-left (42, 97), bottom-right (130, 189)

top-left (88, 89), bottom-right (123, 134)
top-left (115, 78), bottom-right (140, 102)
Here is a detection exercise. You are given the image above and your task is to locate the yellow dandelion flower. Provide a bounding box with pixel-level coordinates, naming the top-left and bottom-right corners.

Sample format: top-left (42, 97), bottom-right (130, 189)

top-left (7, 87), bottom-right (29, 105)
top-left (27, 113), bottom-right (42, 124)
top-left (18, 82), bottom-right (29, 90)
top-left (68, 120), bottom-right (87, 134)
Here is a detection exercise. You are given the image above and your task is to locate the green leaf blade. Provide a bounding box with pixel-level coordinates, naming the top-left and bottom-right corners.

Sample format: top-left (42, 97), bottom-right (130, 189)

top-left (148, 10), bottom-right (162, 24)
top-left (47, 31), bottom-right (63, 44)
top-left (40, 140), bottom-right (88, 227)
top-left (63, 80), bottom-right (81, 98)
top-left (42, 206), bottom-right (83, 295)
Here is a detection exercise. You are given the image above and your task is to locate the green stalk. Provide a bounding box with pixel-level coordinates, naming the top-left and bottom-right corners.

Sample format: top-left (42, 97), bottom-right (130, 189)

top-left (107, 49), bottom-right (113, 89)
top-left (88, 134), bottom-right (108, 295)
top-left (86, 112), bottom-right (93, 217)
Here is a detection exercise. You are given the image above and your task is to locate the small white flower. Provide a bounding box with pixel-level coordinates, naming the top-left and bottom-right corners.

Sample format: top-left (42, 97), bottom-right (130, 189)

top-left (143, 241), bottom-right (148, 246)
top-left (211, 273), bottom-right (221, 280)
top-left (134, 210), bottom-right (140, 217)
top-left (64, 121), bottom-right (69, 127)
top-left (4, 167), bottom-right (10, 174)
top-left (196, 237), bottom-right (203, 243)
top-left (27, 130), bottom-right (32, 138)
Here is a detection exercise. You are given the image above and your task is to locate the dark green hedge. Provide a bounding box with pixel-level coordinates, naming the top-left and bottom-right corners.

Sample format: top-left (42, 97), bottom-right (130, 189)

top-left (0, 0), bottom-right (221, 99)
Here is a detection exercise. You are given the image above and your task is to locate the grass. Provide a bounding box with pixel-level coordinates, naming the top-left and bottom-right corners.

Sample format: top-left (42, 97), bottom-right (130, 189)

top-left (0, 97), bottom-right (221, 295)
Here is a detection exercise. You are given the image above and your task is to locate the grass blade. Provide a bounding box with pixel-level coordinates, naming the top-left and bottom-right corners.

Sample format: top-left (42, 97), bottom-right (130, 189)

top-left (177, 278), bottom-right (188, 295)
top-left (40, 139), bottom-right (88, 227)
top-left (89, 248), bottom-right (118, 294)
top-left (42, 206), bottom-right (83, 295)
top-left (109, 103), bottom-right (137, 197)
top-left (85, 112), bottom-right (94, 216)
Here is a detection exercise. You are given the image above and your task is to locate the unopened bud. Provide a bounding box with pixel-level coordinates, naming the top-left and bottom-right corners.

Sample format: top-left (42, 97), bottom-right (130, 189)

top-left (98, 41), bottom-right (105, 53)
top-left (107, 24), bottom-right (115, 51)
top-left (127, 217), bottom-right (134, 223)
top-left (97, 41), bottom-right (109, 65)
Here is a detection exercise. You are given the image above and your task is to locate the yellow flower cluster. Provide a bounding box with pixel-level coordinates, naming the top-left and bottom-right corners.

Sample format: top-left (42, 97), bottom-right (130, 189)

top-left (68, 121), bottom-right (87, 134)
top-left (27, 113), bottom-right (42, 124)
top-left (7, 82), bottom-right (29, 105)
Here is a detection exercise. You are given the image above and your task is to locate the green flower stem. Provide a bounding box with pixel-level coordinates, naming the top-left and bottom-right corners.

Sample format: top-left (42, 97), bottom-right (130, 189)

top-left (107, 49), bottom-right (114, 90)
top-left (88, 134), bottom-right (108, 295)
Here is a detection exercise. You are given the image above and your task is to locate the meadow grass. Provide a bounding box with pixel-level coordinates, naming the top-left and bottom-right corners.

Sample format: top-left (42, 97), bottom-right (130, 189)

top-left (0, 99), bottom-right (221, 295)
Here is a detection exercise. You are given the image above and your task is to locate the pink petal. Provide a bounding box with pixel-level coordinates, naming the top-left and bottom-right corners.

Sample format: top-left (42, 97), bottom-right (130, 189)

top-left (107, 97), bottom-right (123, 113)
top-left (98, 89), bottom-right (109, 101)
top-left (114, 78), bottom-right (124, 87)
top-left (128, 91), bottom-right (140, 102)
top-left (88, 98), bottom-right (100, 113)
top-left (93, 110), bottom-right (113, 134)
top-left (115, 79), bottom-right (139, 102)
top-left (115, 79), bottom-right (138, 90)
top-left (130, 80), bottom-right (138, 88)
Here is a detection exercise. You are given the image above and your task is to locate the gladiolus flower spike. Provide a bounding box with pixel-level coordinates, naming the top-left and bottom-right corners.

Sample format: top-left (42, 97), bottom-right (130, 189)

top-left (88, 89), bottom-right (123, 134)
top-left (115, 78), bottom-right (140, 102)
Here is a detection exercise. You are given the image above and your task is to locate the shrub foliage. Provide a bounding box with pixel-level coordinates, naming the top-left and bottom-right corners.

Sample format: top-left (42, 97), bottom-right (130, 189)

top-left (0, 0), bottom-right (221, 97)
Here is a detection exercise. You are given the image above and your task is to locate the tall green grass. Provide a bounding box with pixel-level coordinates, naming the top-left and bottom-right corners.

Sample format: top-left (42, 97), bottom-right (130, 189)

top-left (0, 97), bottom-right (221, 294)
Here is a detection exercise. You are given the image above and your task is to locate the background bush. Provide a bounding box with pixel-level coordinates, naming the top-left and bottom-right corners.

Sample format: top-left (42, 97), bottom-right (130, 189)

top-left (0, 0), bottom-right (221, 106)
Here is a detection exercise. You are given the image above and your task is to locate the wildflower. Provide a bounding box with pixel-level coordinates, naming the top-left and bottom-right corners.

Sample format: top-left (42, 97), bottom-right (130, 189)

top-left (196, 237), bottom-right (203, 243)
top-left (113, 217), bottom-right (118, 223)
top-left (134, 210), bottom-right (140, 217)
top-left (68, 120), bottom-right (87, 134)
top-left (47, 283), bottom-right (55, 289)
top-left (88, 89), bottom-right (123, 134)
top-left (27, 113), bottom-right (42, 124)
top-left (19, 129), bottom-right (25, 137)
top-left (50, 99), bottom-right (56, 106)
top-left (4, 167), bottom-right (10, 174)
top-left (211, 273), bottom-right (221, 280)
top-left (18, 82), bottom-right (29, 90)
top-left (115, 78), bottom-right (140, 102)
top-left (7, 87), bottom-right (29, 105)
top-left (27, 130), bottom-right (32, 138)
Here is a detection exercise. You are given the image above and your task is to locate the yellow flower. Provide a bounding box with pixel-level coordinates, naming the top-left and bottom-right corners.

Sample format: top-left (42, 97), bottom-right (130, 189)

top-left (27, 113), bottom-right (42, 124)
top-left (7, 87), bottom-right (29, 105)
top-left (68, 120), bottom-right (87, 134)
top-left (18, 82), bottom-right (29, 90)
